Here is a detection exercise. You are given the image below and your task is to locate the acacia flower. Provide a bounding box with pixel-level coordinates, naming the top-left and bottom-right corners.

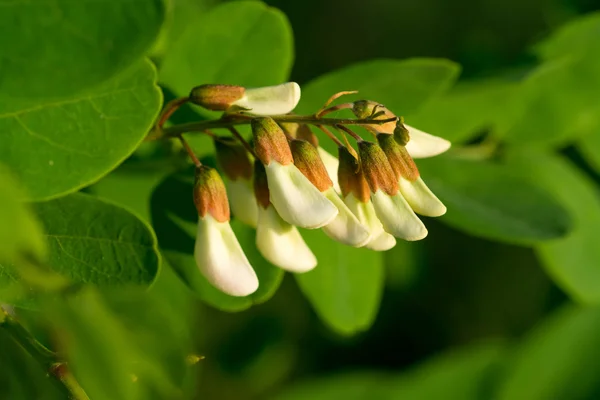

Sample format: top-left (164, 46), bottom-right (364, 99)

top-left (254, 161), bottom-right (317, 272)
top-left (190, 82), bottom-right (301, 115)
top-left (193, 166), bottom-right (258, 296)
top-left (291, 139), bottom-right (370, 247)
top-left (337, 146), bottom-right (396, 251)
top-left (352, 100), bottom-right (450, 158)
top-left (214, 137), bottom-right (258, 227)
top-left (252, 117), bottom-right (338, 229)
top-left (358, 141), bottom-right (428, 241)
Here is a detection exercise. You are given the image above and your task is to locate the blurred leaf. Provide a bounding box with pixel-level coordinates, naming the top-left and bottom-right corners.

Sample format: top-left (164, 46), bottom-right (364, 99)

top-left (0, 59), bottom-right (162, 201)
top-left (578, 129), bottom-right (600, 175)
top-left (409, 78), bottom-right (519, 143)
top-left (297, 58), bottom-right (460, 116)
top-left (160, 1), bottom-right (294, 107)
top-left (48, 288), bottom-right (180, 400)
top-left (273, 341), bottom-right (505, 399)
top-left (0, 165), bottom-right (45, 266)
top-left (500, 59), bottom-right (600, 147)
top-left (507, 150), bottom-right (600, 303)
top-left (33, 193), bottom-right (160, 286)
top-left (0, 0), bottom-right (164, 99)
top-left (151, 169), bottom-right (284, 311)
top-left (418, 155), bottom-right (571, 245)
top-left (536, 12), bottom-right (600, 61)
top-left (295, 230), bottom-right (384, 335)
top-left (496, 305), bottom-right (600, 400)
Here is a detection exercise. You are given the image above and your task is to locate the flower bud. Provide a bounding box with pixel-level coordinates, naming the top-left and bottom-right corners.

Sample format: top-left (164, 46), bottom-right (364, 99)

top-left (193, 166), bottom-right (230, 222)
top-left (252, 117), bottom-right (294, 166)
top-left (352, 100), bottom-right (397, 133)
top-left (377, 133), bottom-right (446, 217)
top-left (189, 84), bottom-right (245, 111)
top-left (338, 146), bottom-right (370, 203)
top-left (290, 139), bottom-right (333, 192)
top-left (357, 141), bottom-right (399, 196)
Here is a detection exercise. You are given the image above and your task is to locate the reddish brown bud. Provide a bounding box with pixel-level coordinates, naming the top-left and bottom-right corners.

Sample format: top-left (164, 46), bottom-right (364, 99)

top-left (253, 160), bottom-right (271, 209)
top-left (280, 122), bottom-right (319, 147)
top-left (352, 100), bottom-right (398, 134)
top-left (214, 137), bottom-right (253, 180)
top-left (337, 146), bottom-right (371, 203)
top-left (290, 140), bottom-right (333, 192)
top-left (193, 166), bottom-right (230, 222)
top-left (358, 141), bottom-right (399, 196)
top-left (251, 117), bottom-right (294, 166)
top-left (377, 133), bottom-right (420, 181)
top-left (189, 84), bottom-right (246, 111)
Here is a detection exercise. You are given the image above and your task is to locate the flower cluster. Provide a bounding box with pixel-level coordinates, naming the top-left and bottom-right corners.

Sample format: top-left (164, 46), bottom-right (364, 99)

top-left (158, 82), bottom-right (450, 296)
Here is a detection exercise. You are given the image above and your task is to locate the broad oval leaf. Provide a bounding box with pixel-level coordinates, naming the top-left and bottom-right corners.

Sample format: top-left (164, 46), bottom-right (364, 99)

top-left (160, 1), bottom-right (294, 103)
top-left (507, 150), bottom-right (600, 303)
top-left (418, 156), bottom-right (572, 245)
top-left (34, 193), bottom-right (160, 285)
top-left (150, 169), bottom-right (284, 311)
top-left (295, 229), bottom-right (384, 336)
top-left (296, 58), bottom-right (460, 116)
top-left (0, 0), bottom-right (165, 99)
top-left (0, 59), bottom-right (162, 200)
top-left (496, 305), bottom-right (600, 400)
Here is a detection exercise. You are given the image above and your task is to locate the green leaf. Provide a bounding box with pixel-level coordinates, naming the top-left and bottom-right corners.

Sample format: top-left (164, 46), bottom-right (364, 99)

top-left (160, 1), bottom-right (294, 103)
top-left (0, 59), bottom-right (162, 201)
top-left (500, 59), bottom-right (600, 147)
top-left (295, 229), bottom-right (384, 335)
top-left (417, 155), bottom-right (571, 245)
top-left (496, 305), bottom-right (600, 400)
top-left (409, 78), bottom-right (519, 143)
top-left (0, 0), bottom-right (165, 99)
top-left (536, 12), bottom-right (600, 61)
top-left (150, 169), bottom-right (284, 311)
top-left (578, 128), bottom-right (600, 174)
top-left (274, 341), bottom-right (506, 400)
top-left (34, 193), bottom-right (160, 286)
top-left (0, 165), bottom-right (46, 266)
top-left (507, 150), bottom-right (600, 303)
top-left (296, 58), bottom-right (460, 116)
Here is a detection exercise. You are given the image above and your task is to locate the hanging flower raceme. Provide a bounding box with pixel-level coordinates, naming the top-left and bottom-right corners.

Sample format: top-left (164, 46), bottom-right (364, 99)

top-left (193, 165), bottom-right (258, 296)
top-left (253, 160), bottom-right (317, 272)
top-left (213, 137), bottom-right (259, 227)
top-left (152, 81), bottom-right (452, 297)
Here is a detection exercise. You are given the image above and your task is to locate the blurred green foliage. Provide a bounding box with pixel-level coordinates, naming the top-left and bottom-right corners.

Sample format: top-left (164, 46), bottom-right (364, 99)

top-left (1, 0), bottom-right (600, 399)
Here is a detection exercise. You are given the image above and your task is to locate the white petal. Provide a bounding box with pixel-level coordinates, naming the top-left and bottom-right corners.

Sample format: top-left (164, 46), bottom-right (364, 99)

top-left (256, 205), bottom-right (317, 272)
top-left (226, 178), bottom-right (258, 227)
top-left (265, 161), bottom-right (338, 229)
top-left (317, 147), bottom-right (341, 193)
top-left (366, 231), bottom-right (396, 251)
top-left (194, 215), bottom-right (258, 296)
top-left (343, 194), bottom-right (396, 251)
top-left (398, 177), bottom-right (446, 217)
top-left (322, 188), bottom-right (370, 247)
top-left (233, 82), bottom-right (301, 115)
top-left (371, 190), bottom-right (428, 241)
top-left (404, 124), bottom-right (451, 159)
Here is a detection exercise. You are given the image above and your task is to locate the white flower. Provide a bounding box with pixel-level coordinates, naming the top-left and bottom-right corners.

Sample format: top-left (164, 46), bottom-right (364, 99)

top-left (225, 178), bottom-right (258, 227)
top-left (343, 193), bottom-right (396, 251)
top-left (233, 82), bottom-right (301, 116)
top-left (256, 205), bottom-right (317, 272)
top-left (322, 188), bottom-right (370, 247)
top-left (370, 190), bottom-right (428, 241)
top-left (317, 147), bottom-right (341, 193)
top-left (397, 176), bottom-right (446, 217)
top-left (194, 215), bottom-right (258, 297)
top-left (265, 161), bottom-right (338, 229)
top-left (404, 124), bottom-right (451, 159)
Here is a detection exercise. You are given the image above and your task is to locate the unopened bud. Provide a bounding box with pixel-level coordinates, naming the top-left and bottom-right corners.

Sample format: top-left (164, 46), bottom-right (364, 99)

top-left (358, 141), bottom-right (399, 196)
top-left (393, 119), bottom-right (411, 146)
top-left (290, 140), bottom-right (333, 192)
top-left (214, 137), bottom-right (253, 181)
top-left (189, 84), bottom-right (245, 111)
top-left (253, 160), bottom-right (271, 209)
top-left (193, 166), bottom-right (230, 222)
top-left (337, 146), bottom-right (370, 202)
top-left (251, 117), bottom-right (294, 166)
top-left (352, 100), bottom-right (398, 134)
top-left (377, 133), bottom-right (420, 182)
top-left (279, 123), bottom-right (319, 147)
